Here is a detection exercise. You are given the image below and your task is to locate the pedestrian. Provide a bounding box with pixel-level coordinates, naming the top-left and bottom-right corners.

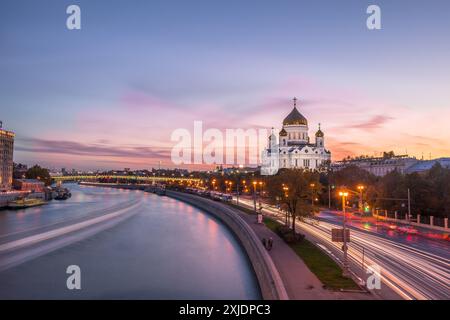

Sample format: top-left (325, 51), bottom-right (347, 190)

top-left (268, 237), bottom-right (273, 250)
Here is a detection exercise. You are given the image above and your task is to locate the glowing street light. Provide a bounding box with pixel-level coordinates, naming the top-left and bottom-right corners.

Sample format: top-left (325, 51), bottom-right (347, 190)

top-left (310, 183), bottom-right (316, 206)
top-left (252, 181), bottom-right (258, 212)
top-left (283, 186), bottom-right (289, 198)
top-left (357, 185), bottom-right (365, 212)
top-left (339, 191), bottom-right (349, 276)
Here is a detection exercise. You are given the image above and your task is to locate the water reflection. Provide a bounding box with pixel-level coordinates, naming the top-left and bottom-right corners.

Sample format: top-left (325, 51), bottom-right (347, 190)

top-left (0, 184), bottom-right (261, 299)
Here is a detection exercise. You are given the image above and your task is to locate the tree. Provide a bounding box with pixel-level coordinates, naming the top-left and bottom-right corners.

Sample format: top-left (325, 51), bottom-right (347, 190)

top-left (377, 170), bottom-right (400, 210)
top-left (266, 169), bottom-right (321, 235)
top-left (382, 151), bottom-right (395, 158)
top-left (25, 165), bottom-right (52, 186)
top-left (324, 161), bottom-right (450, 218)
top-left (422, 163), bottom-right (450, 218)
top-left (13, 163), bottom-right (28, 179)
top-left (329, 165), bottom-right (377, 190)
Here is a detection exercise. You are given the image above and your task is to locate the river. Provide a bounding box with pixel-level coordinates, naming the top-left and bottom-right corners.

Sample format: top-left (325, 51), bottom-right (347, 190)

top-left (0, 184), bottom-right (261, 299)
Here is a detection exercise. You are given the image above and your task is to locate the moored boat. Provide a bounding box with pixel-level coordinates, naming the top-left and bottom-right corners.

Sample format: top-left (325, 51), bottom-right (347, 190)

top-left (53, 187), bottom-right (72, 200)
top-left (8, 198), bottom-right (47, 209)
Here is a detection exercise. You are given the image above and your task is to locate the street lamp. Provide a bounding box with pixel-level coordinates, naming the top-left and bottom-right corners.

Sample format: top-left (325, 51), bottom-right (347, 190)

top-left (241, 180), bottom-right (247, 196)
top-left (310, 183), bottom-right (315, 207)
top-left (339, 191), bottom-right (349, 276)
top-left (282, 185), bottom-right (289, 225)
top-left (357, 185), bottom-right (365, 212)
top-left (258, 181), bottom-right (264, 209)
top-left (252, 181), bottom-right (258, 212)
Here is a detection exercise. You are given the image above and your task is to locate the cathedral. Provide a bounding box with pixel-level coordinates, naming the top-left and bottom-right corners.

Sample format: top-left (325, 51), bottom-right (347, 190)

top-left (266, 98), bottom-right (331, 172)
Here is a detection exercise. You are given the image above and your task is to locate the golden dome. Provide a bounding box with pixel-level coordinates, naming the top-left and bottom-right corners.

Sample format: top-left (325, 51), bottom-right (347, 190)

top-left (283, 106), bottom-right (308, 126)
top-left (283, 98), bottom-right (308, 126)
top-left (279, 128), bottom-right (287, 136)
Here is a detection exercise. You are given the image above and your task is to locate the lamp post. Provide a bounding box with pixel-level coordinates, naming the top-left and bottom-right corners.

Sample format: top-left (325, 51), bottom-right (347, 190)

top-left (236, 179), bottom-right (240, 205)
top-left (328, 185), bottom-right (331, 209)
top-left (339, 191), bottom-right (349, 276)
top-left (252, 181), bottom-right (257, 213)
top-left (407, 188), bottom-right (411, 223)
top-left (283, 185), bottom-right (289, 225)
top-left (357, 185), bottom-right (365, 212)
top-left (258, 181), bottom-right (263, 210)
top-left (310, 183), bottom-right (315, 207)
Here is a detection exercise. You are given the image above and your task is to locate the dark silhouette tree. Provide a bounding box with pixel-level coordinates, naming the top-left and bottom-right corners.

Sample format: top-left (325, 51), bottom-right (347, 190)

top-left (266, 169), bottom-right (321, 234)
top-left (25, 165), bottom-right (52, 186)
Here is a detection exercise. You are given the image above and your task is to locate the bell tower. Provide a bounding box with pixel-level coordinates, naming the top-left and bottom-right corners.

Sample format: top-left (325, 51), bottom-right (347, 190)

top-left (315, 123), bottom-right (324, 147)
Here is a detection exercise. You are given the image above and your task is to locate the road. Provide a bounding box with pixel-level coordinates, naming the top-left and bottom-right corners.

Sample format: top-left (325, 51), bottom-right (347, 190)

top-left (236, 198), bottom-right (450, 300)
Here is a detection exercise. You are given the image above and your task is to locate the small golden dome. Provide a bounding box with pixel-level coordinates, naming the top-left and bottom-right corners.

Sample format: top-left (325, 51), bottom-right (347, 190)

top-left (315, 123), bottom-right (324, 137)
top-left (315, 129), bottom-right (324, 137)
top-left (279, 128), bottom-right (287, 136)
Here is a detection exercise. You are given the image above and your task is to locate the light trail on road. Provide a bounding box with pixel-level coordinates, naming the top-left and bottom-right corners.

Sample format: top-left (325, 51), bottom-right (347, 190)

top-left (237, 198), bottom-right (450, 300)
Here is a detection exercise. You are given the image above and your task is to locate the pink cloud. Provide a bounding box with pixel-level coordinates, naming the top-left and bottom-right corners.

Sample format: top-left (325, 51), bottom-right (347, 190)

top-left (347, 115), bottom-right (395, 131)
top-left (26, 76), bottom-right (450, 169)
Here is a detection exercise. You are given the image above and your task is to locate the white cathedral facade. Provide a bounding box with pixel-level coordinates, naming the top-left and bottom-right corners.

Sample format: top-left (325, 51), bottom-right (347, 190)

top-left (265, 98), bottom-right (331, 172)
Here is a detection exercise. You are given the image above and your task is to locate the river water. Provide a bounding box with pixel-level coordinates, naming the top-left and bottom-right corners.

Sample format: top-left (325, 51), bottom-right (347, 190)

top-left (0, 184), bottom-right (261, 299)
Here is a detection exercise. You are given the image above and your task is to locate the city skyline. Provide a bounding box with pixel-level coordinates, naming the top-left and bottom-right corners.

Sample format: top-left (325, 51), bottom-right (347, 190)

top-left (1, 1), bottom-right (449, 304)
top-left (2, 0), bottom-right (450, 170)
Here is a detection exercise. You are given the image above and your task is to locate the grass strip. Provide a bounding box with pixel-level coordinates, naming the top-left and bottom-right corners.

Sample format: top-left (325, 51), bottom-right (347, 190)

top-left (264, 217), bottom-right (359, 290)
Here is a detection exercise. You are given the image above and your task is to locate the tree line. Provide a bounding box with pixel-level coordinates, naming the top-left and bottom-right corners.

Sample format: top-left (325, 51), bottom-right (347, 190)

top-left (323, 163), bottom-right (450, 218)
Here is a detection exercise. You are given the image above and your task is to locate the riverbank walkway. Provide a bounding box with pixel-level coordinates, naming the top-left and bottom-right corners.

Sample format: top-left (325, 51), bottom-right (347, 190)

top-left (223, 203), bottom-right (373, 300)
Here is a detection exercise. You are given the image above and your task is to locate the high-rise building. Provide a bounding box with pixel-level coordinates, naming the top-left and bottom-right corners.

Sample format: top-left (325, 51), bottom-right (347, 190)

top-left (0, 122), bottom-right (15, 191)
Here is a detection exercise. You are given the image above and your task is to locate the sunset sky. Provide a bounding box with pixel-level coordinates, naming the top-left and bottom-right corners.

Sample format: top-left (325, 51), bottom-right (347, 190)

top-left (1, 0), bottom-right (450, 170)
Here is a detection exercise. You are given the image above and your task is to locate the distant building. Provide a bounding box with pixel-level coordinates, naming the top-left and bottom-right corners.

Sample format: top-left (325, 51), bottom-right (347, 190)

top-left (331, 155), bottom-right (418, 176)
top-left (405, 157), bottom-right (450, 173)
top-left (0, 123), bottom-right (15, 191)
top-left (13, 179), bottom-right (46, 193)
top-left (332, 155), bottom-right (450, 176)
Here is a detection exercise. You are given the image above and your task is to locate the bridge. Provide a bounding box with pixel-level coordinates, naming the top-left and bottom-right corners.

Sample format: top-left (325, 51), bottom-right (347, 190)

top-left (53, 175), bottom-right (201, 184)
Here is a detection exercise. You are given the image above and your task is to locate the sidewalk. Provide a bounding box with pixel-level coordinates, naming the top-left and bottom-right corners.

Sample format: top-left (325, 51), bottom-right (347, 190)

top-left (226, 205), bottom-right (373, 300)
